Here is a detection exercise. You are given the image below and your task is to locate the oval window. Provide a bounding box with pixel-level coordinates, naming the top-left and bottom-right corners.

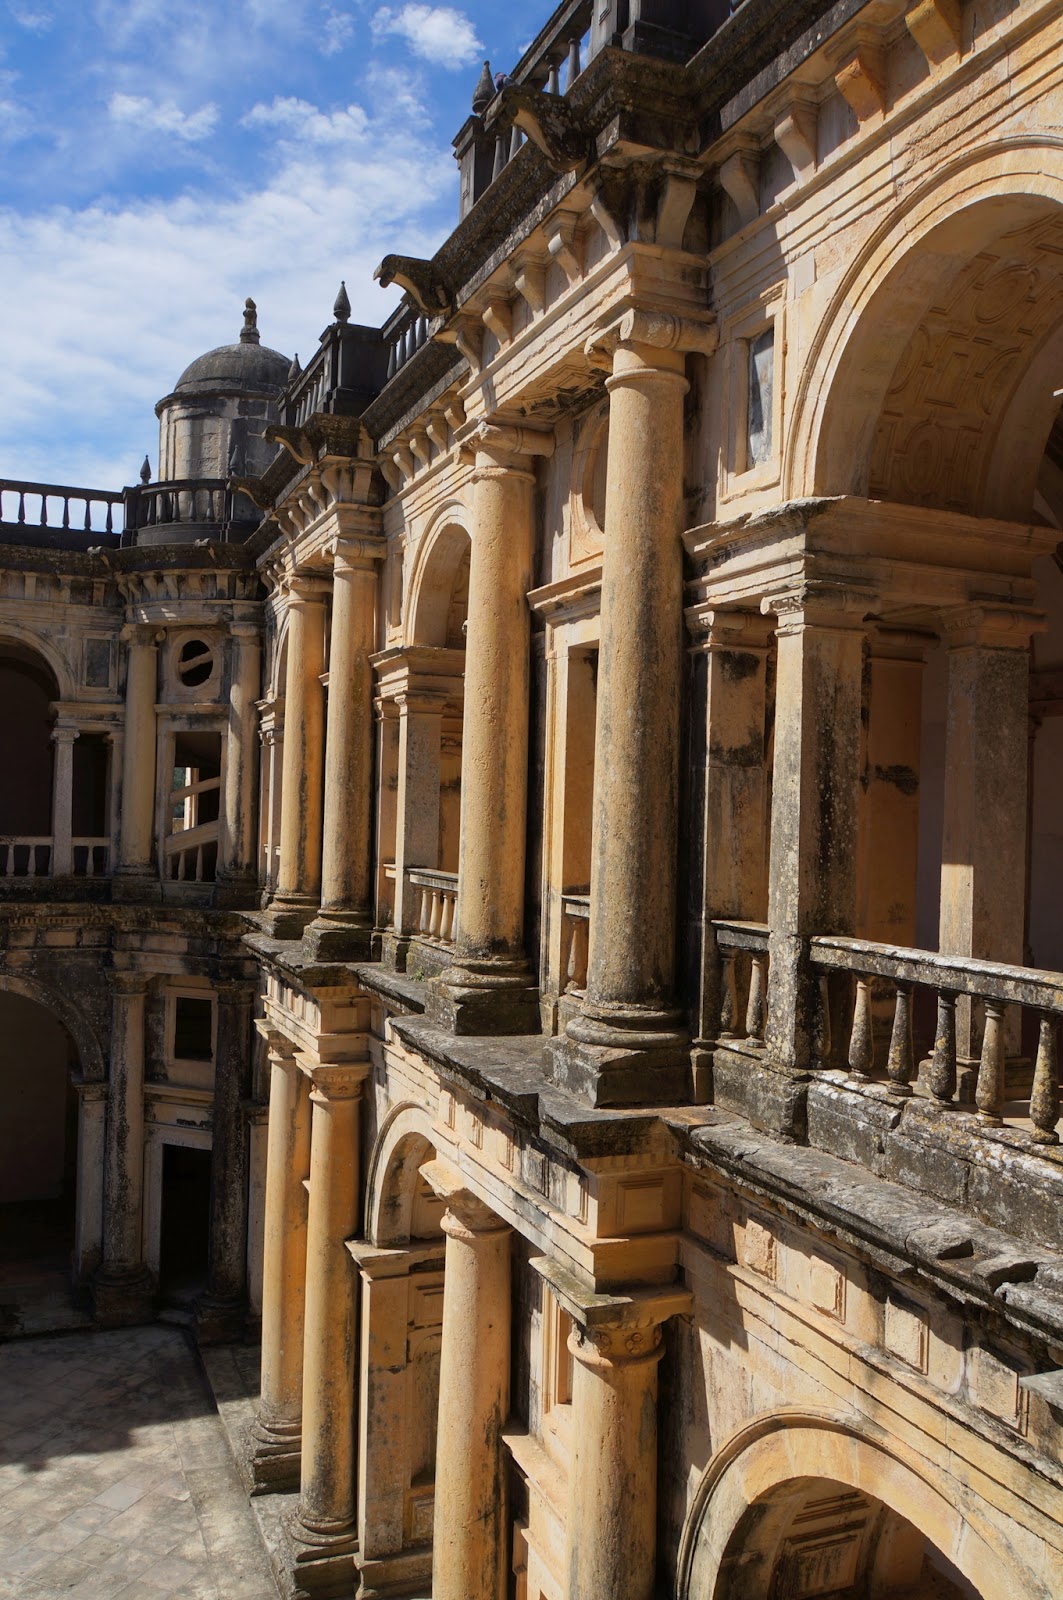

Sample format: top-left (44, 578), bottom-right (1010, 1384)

top-left (176, 639), bottom-right (214, 688)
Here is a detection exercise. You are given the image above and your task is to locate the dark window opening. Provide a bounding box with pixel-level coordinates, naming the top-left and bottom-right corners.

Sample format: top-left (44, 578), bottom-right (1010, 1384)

top-left (177, 639), bottom-right (214, 688)
top-left (174, 996), bottom-right (213, 1061)
top-left (158, 1144), bottom-right (211, 1303)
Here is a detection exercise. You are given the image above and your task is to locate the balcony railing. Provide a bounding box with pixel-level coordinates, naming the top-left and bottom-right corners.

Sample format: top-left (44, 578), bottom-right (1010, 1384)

top-left (0, 836), bottom-right (52, 877)
top-left (283, 321), bottom-right (390, 430)
top-left (409, 868), bottom-right (459, 946)
top-left (714, 919), bottom-right (769, 1044)
top-left (811, 937), bottom-right (1062, 1145)
top-left (0, 479), bottom-right (124, 542)
top-left (123, 479), bottom-right (244, 536)
top-left (385, 304), bottom-right (432, 384)
top-left (508, 0), bottom-right (592, 93)
top-left (561, 893), bottom-right (590, 994)
top-left (72, 838), bottom-right (110, 877)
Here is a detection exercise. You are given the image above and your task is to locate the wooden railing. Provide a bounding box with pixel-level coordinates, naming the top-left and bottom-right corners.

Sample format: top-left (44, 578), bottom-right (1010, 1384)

top-left (0, 836), bottom-right (52, 877)
top-left (0, 479), bottom-right (123, 538)
top-left (714, 920), bottom-right (770, 1044)
top-left (561, 894), bottom-right (590, 994)
top-left (409, 868), bottom-right (458, 945)
top-left (810, 937), bottom-right (1063, 1145)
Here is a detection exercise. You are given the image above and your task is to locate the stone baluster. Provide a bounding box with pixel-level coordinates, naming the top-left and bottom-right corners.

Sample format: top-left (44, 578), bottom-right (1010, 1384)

top-left (745, 955), bottom-right (767, 1042)
top-left (422, 1162), bottom-right (511, 1600)
top-left (196, 980), bottom-right (254, 1342)
top-left (93, 972), bottom-right (154, 1325)
top-left (887, 984), bottom-right (915, 1095)
top-left (294, 1063), bottom-right (367, 1588)
top-left (928, 991), bottom-right (957, 1103)
top-left (305, 537), bottom-right (385, 959)
top-left (975, 999), bottom-right (1006, 1124)
top-left (268, 575), bottom-right (329, 937)
top-left (848, 977), bottom-right (874, 1079)
top-left (719, 951), bottom-right (738, 1038)
top-left (116, 626), bottom-right (161, 883)
top-left (218, 623), bottom-right (261, 898)
top-left (252, 1039), bottom-right (312, 1491)
top-left (50, 724), bottom-right (78, 876)
top-left (430, 421), bottom-right (553, 1036)
top-left (1031, 1014), bottom-right (1059, 1145)
top-left (555, 309), bottom-right (717, 1106)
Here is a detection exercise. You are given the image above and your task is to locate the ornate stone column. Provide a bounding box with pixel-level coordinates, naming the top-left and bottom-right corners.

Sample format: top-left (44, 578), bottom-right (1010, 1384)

top-left (268, 575), bottom-right (328, 938)
top-left (764, 585), bottom-right (869, 1100)
top-left (93, 971), bottom-right (154, 1325)
top-left (196, 979), bottom-right (254, 1343)
top-left (252, 1038), bottom-right (312, 1491)
top-left (218, 623), bottom-right (262, 901)
top-left (50, 723), bottom-right (78, 876)
top-left (533, 1261), bottom-right (691, 1600)
top-left (305, 538), bottom-right (385, 960)
top-left (428, 421), bottom-right (552, 1036)
top-left (939, 605), bottom-right (1043, 1057)
top-left (423, 1161), bottom-right (511, 1600)
top-left (293, 1063), bottom-right (367, 1588)
top-left (554, 310), bottom-right (716, 1106)
top-left (116, 625), bottom-right (161, 886)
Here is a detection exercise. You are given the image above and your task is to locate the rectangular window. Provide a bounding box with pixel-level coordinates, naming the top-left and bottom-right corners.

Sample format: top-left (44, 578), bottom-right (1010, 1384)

top-left (746, 328), bottom-right (775, 469)
top-left (173, 995), bottom-right (214, 1062)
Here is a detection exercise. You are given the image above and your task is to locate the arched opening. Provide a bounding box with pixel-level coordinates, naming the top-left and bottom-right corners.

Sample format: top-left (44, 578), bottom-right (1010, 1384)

top-left (713, 1477), bottom-right (979, 1599)
top-left (0, 989), bottom-right (81, 1321)
top-left (358, 1112), bottom-right (445, 1591)
top-left (0, 642), bottom-right (59, 877)
top-left (376, 518), bottom-right (469, 969)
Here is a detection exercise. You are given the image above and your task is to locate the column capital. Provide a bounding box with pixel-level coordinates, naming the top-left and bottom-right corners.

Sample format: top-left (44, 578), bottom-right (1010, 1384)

top-left (284, 572), bottom-right (331, 608)
top-left (120, 623), bottom-right (164, 647)
top-left (420, 1158), bottom-right (509, 1238)
top-left (301, 1060), bottom-right (369, 1102)
top-left (472, 419), bottom-right (555, 472)
top-left (941, 603), bottom-right (1046, 650)
top-left (868, 624), bottom-right (937, 662)
top-left (329, 533), bottom-right (387, 574)
top-left (688, 606), bottom-right (774, 653)
top-left (230, 621), bottom-right (263, 642)
top-left (215, 978), bottom-right (257, 1008)
top-left (532, 1255), bottom-right (691, 1366)
top-left (50, 724), bottom-right (80, 746)
top-left (73, 1079), bottom-right (109, 1103)
top-left (106, 968), bottom-right (151, 998)
top-left (763, 579), bottom-right (876, 635)
top-left (585, 306), bottom-right (718, 371)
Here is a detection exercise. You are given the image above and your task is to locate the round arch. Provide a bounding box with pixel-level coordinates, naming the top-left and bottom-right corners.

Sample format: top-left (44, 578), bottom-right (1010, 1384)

top-left (0, 625), bottom-right (74, 702)
top-left (0, 969), bottom-right (105, 1084)
top-left (404, 504), bottom-right (472, 648)
top-left (363, 1100), bottom-right (440, 1247)
top-left (786, 139), bottom-right (1063, 521)
top-left (677, 1411), bottom-right (1035, 1600)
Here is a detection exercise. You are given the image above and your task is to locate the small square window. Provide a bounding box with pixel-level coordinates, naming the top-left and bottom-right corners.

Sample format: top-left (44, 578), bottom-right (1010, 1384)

top-left (173, 996), bottom-right (213, 1061)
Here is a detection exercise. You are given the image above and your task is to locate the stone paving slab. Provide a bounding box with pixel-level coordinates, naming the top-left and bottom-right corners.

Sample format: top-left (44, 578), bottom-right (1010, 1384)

top-left (0, 1326), bottom-right (279, 1600)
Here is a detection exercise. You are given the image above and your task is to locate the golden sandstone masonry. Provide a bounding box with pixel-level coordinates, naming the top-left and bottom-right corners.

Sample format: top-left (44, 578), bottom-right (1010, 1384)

top-left (3, 0), bottom-right (1063, 1596)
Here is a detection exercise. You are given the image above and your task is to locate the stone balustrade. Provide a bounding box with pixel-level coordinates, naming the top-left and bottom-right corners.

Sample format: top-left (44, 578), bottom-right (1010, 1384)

top-left (561, 893), bottom-right (590, 994)
top-left (0, 478), bottom-right (123, 540)
top-left (72, 837), bottom-right (110, 877)
top-left (410, 868), bottom-right (458, 946)
top-left (714, 919), bottom-right (770, 1045)
top-left (0, 836), bottom-right (53, 877)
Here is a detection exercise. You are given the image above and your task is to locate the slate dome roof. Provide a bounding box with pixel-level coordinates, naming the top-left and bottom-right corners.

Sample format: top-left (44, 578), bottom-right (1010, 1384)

top-left (171, 299), bottom-right (290, 397)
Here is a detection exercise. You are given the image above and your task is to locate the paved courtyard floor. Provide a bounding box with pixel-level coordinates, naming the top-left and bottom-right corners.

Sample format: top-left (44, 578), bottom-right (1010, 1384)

top-left (0, 1325), bottom-right (278, 1600)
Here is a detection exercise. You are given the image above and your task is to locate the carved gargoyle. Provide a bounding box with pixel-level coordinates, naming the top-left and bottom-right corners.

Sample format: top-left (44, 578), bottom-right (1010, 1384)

top-left (496, 85), bottom-right (589, 173)
top-left (373, 255), bottom-right (452, 316)
top-left (228, 474), bottom-right (274, 510)
top-left (263, 424), bottom-right (316, 467)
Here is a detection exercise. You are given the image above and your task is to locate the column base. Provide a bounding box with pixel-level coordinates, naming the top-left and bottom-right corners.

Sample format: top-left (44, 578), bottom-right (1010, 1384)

top-left (250, 1416), bottom-right (303, 1494)
top-left (214, 871), bottom-right (261, 910)
top-left (91, 1265), bottom-right (155, 1327)
top-left (193, 1291), bottom-right (247, 1346)
top-left (261, 895), bottom-right (320, 940)
top-left (711, 1039), bottom-right (810, 1139)
top-left (288, 1511), bottom-right (359, 1600)
top-left (379, 930), bottom-right (411, 972)
top-left (426, 958), bottom-right (540, 1036)
top-left (549, 1003), bottom-right (690, 1107)
top-left (302, 912), bottom-right (374, 962)
top-left (356, 1548), bottom-right (433, 1598)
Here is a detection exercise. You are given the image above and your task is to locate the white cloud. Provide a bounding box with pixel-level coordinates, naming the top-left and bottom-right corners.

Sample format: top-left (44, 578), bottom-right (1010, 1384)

top-left (321, 7), bottom-right (355, 54)
top-left (9, 5), bottom-right (54, 31)
top-left (242, 96), bottom-right (369, 144)
top-left (108, 93), bottom-right (219, 142)
top-left (371, 4), bottom-right (481, 71)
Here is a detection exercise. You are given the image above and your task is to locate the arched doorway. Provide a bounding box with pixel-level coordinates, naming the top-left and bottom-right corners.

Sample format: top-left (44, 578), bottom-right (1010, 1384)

top-left (0, 989), bottom-right (82, 1328)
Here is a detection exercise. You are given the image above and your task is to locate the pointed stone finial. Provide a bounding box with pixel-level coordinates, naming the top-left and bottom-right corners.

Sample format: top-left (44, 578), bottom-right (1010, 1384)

top-left (472, 59), bottom-right (494, 114)
top-left (288, 352), bottom-right (302, 382)
top-left (140, 455), bottom-right (151, 484)
top-left (334, 281), bottom-right (351, 323)
top-left (241, 297), bottom-right (260, 344)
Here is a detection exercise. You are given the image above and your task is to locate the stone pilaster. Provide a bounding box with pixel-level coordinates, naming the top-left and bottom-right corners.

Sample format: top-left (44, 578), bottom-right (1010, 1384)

top-left (196, 980), bottom-right (255, 1344)
top-left (115, 625), bottom-right (161, 895)
top-left (427, 422), bottom-right (551, 1036)
top-left (266, 575), bottom-right (329, 938)
top-left (291, 1062), bottom-right (367, 1595)
top-left (217, 623), bottom-right (262, 903)
top-left (73, 1080), bottom-right (107, 1282)
top-left (50, 723), bottom-right (78, 877)
top-left (764, 585), bottom-right (869, 1090)
top-left (553, 310), bottom-right (716, 1106)
top-left (252, 1038), bottom-right (312, 1492)
top-left (304, 537), bottom-right (385, 960)
top-left (93, 971), bottom-right (154, 1326)
top-left (423, 1160), bottom-right (511, 1600)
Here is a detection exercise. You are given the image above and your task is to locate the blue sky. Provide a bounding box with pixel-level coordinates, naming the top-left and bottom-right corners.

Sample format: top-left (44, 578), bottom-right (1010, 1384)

top-left (0, 1), bottom-right (540, 490)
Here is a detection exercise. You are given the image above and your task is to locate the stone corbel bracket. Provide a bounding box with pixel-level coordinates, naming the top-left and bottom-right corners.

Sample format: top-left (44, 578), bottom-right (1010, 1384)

top-left (494, 84), bottom-right (591, 174)
top-left (906, 0), bottom-right (962, 69)
top-left (545, 211), bottom-right (583, 287)
top-left (832, 33), bottom-right (887, 121)
top-left (773, 94), bottom-right (819, 185)
top-left (264, 424), bottom-right (316, 467)
top-left (373, 255), bottom-right (452, 317)
top-left (434, 311), bottom-right (484, 375)
top-left (585, 306), bottom-right (719, 370)
top-left (717, 138), bottom-right (761, 229)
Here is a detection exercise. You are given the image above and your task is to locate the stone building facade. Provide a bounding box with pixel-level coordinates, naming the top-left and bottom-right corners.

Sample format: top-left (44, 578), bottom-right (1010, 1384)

top-left (3, 0), bottom-right (1063, 1596)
